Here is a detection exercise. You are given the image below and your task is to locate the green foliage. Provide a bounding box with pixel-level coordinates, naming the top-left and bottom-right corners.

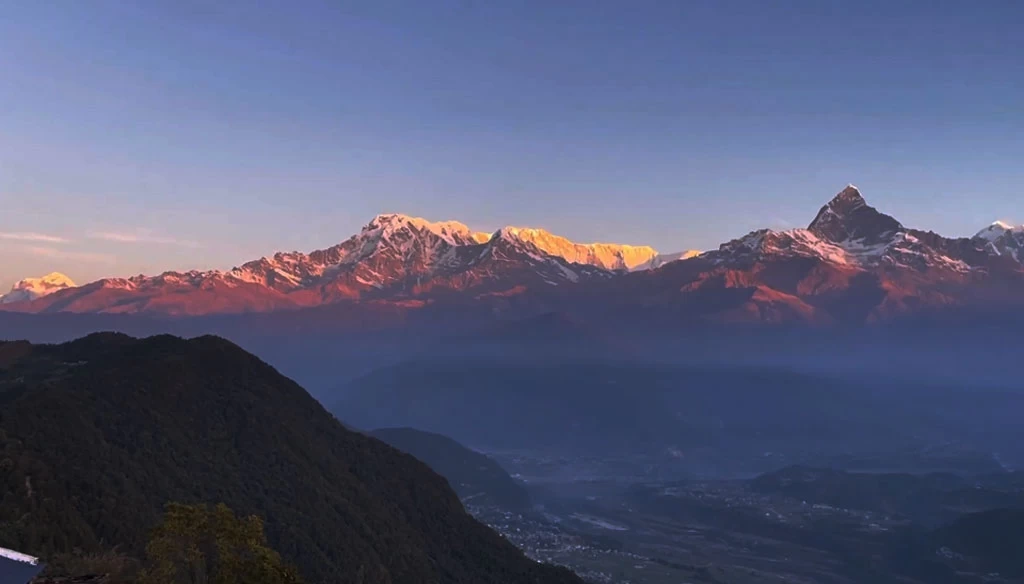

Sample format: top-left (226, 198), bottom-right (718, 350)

top-left (141, 502), bottom-right (302, 584)
top-left (0, 334), bottom-right (582, 584)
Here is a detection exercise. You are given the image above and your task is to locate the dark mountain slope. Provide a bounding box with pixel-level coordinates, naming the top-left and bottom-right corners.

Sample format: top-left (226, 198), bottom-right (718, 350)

top-left (0, 335), bottom-right (581, 584)
top-left (886, 508), bottom-right (1024, 583)
top-left (370, 428), bottom-right (531, 510)
top-left (930, 508), bottom-right (1024, 578)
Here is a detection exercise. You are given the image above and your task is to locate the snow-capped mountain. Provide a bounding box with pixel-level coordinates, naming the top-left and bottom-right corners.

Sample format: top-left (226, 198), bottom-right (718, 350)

top-left (493, 227), bottom-right (659, 270)
top-left (4, 215), bottom-right (669, 315)
top-left (226, 214), bottom-right (493, 294)
top-left (707, 185), bottom-right (999, 273)
top-left (974, 221), bottom-right (1024, 263)
top-left (604, 185), bottom-right (1024, 325)
top-left (974, 220), bottom-right (1019, 243)
top-left (632, 250), bottom-right (702, 271)
top-left (0, 272), bottom-right (76, 304)
top-left (4, 187), bottom-right (1023, 324)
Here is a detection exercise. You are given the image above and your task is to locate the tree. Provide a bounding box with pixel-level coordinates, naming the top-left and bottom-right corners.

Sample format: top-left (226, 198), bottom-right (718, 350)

top-left (141, 502), bottom-right (303, 584)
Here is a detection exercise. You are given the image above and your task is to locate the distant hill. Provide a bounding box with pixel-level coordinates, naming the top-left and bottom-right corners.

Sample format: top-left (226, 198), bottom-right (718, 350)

top-left (886, 508), bottom-right (1024, 583)
top-left (370, 427), bottom-right (531, 510)
top-left (435, 312), bottom-right (642, 362)
top-left (337, 359), bottom-right (699, 454)
top-left (930, 508), bottom-right (1024, 579)
top-left (0, 335), bottom-right (582, 584)
top-left (336, 359), bottom-right (1024, 465)
top-left (751, 466), bottom-right (1024, 527)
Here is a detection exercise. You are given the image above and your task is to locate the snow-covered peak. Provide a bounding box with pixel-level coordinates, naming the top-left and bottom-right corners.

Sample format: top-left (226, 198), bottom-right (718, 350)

top-left (33, 272), bottom-right (74, 287)
top-left (362, 213), bottom-right (489, 246)
top-left (810, 185), bottom-right (868, 225)
top-left (975, 221), bottom-right (1024, 263)
top-left (490, 226), bottom-right (659, 270)
top-left (832, 184), bottom-right (867, 209)
top-left (0, 272), bottom-right (77, 304)
top-left (631, 250), bottom-right (703, 271)
top-left (974, 220), bottom-right (1022, 242)
top-left (491, 225), bottom-right (531, 240)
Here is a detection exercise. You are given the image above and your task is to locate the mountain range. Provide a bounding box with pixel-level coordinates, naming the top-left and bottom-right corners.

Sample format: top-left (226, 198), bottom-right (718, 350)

top-left (2, 185), bottom-right (1022, 326)
top-left (0, 215), bottom-right (695, 316)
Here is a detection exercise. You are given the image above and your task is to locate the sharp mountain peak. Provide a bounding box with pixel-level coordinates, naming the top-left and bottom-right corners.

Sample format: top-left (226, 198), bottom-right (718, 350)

top-left (807, 184), bottom-right (903, 244)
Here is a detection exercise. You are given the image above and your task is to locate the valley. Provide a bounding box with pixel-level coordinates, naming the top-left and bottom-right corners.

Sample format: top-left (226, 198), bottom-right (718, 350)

top-left (370, 422), bottom-right (1024, 583)
top-left (458, 451), bottom-right (1024, 584)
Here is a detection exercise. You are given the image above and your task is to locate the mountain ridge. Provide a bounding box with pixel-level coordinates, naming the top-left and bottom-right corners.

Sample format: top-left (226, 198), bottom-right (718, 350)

top-left (2, 216), bottom-right (688, 315)
top-left (3, 186), bottom-right (1022, 325)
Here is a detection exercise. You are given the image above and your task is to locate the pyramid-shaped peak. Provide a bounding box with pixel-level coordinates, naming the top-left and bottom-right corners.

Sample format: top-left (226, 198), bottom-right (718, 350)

top-left (808, 185), bottom-right (902, 244)
top-left (827, 184), bottom-right (867, 211)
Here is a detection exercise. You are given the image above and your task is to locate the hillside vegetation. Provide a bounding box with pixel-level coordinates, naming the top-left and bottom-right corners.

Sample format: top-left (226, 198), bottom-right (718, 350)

top-left (371, 427), bottom-right (531, 510)
top-left (0, 335), bottom-right (581, 584)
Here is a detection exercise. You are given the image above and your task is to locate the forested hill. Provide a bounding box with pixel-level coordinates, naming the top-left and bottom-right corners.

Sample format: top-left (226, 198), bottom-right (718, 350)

top-left (371, 427), bottom-right (531, 510)
top-left (0, 334), bottom-right (582, 584)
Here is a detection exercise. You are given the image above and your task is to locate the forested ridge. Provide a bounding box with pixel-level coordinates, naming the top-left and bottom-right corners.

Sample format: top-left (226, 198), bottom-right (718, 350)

top-left (0, 334), bottom-right (581, 584)
top-left (370, 427), bottom-right (531, 510)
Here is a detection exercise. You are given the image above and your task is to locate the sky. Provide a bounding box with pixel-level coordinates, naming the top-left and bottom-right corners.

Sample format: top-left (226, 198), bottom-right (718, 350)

top-left (2, 0), bottom-right (1022, 290)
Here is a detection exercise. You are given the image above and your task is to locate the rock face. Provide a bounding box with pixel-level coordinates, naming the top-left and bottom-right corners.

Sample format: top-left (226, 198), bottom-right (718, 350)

top-left (807, 185), bottom-right (903, 247)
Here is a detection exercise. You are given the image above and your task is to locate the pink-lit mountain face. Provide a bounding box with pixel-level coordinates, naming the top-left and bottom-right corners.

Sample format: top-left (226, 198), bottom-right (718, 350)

top-left (3, 186), bottom-right (1023, 324)
top-left (607, 186), bottom-right (1024, 325)
top-left (0, 272), bottom-right (76, 305)
top-left (1, 215), bottom-right (653, 316)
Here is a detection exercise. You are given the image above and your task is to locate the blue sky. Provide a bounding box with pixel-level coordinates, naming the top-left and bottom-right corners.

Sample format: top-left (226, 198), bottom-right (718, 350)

top-left (2, 0), bottom-right (1022, 289)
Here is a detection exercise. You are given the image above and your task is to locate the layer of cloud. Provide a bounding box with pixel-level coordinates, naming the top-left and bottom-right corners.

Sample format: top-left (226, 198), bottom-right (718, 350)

top-left (20, 245), bottom-right (116, 264)
top-left (88, 230), bottom-right (200, 248)
top-left (0, 231), bottom-right (70, 244)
